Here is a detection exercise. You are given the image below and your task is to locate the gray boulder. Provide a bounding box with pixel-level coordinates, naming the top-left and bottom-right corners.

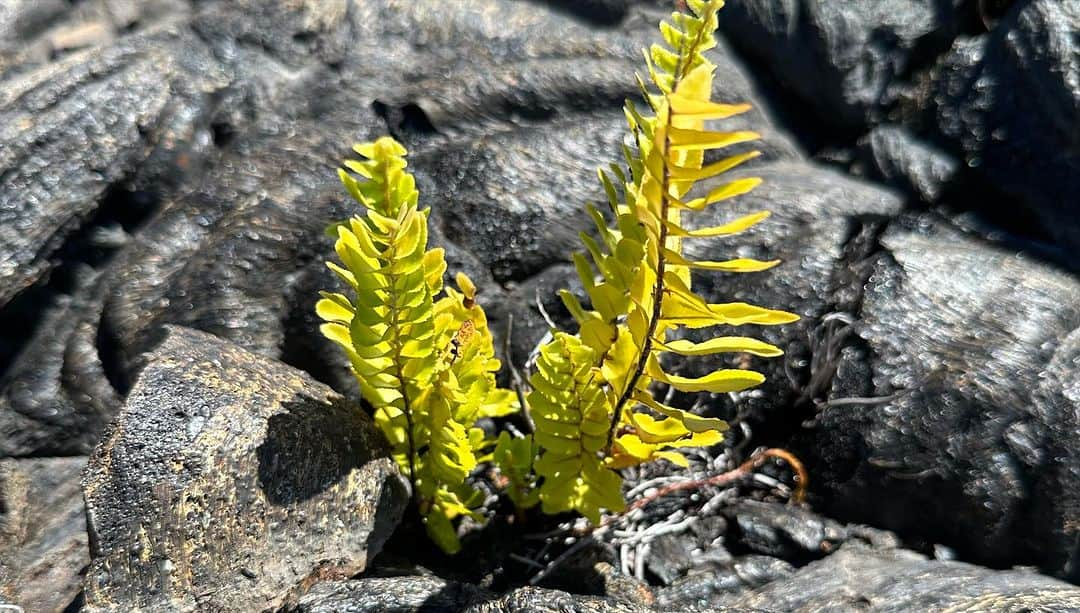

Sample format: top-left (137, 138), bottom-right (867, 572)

top-left (0, 456), bottom-right (88, 612)
top-left (813, 220), bottom-right (1080, 580)
top-left (731, 545), bottom-right (1080, 611)
top-left (81, 326), bottom-right (408, 611)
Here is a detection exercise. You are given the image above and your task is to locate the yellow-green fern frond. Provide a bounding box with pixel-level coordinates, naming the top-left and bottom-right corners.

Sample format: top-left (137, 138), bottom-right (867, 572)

top-left (318, 138), bottom-right (439, 487)
top-left (529, 333), bottom-right (626, 523)
top-left (421, 485), bottom-right (485, 555)
top-left (337, 138), bottom-right (417, 217)
top-left (532, 0), bottom-right (797, 524)
top-left (318, 136), bottom-right (518, 554)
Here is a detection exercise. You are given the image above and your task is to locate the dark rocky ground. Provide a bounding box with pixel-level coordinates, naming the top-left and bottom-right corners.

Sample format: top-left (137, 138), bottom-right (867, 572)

top-left (0, 0), bottom-right (1077, 611)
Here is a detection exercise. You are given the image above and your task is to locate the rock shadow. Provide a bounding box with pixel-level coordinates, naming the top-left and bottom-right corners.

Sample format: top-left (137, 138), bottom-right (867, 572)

top-left (257, 395), bottom-right (384, 505)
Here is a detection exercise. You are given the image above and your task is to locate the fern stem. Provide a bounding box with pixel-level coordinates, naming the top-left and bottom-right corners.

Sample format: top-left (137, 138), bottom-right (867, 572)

top-left (603, 2), bottom-right (719, 455)
top-left (605, 131), bottom-right (672, 454)
top-left (394, 339), bottom-right (419, 494)
top-left (385, 228), bottom-right (418, 494)
top-left (376, 152), bottom-right (419, 495)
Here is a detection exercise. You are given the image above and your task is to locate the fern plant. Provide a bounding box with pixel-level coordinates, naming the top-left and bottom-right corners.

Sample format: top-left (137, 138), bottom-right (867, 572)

top-left (520, 0), bottom-right (798, 523)
top-left (317, 137), bottom-right (518, 553)
top-left (319, 0), bottom-right (796, 551)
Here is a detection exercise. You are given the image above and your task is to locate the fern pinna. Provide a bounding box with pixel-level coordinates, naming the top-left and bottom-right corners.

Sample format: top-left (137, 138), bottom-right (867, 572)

top-left (527, 0), bottom-right (798, 522)
top-left (317, 137), bottom-right (518, 553)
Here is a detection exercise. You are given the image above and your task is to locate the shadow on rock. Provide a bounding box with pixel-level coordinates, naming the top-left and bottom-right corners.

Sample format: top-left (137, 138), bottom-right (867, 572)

top-left (258, 396), bottom-right (383, 506)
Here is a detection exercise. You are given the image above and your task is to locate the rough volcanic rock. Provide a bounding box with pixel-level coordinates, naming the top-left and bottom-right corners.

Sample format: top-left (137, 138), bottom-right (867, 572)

top-left (650, 501), bottom-right (1079, 610)
top-left (0, 116), bottom-right (388, 455)
top-left (0, 23), bottom-right (228, 310)
top-left (417, 113), bottom-right (625, 283)
top-left (399, 25), bottom-right (799, 283)
top-left (646, 501), bottom-right (900, 607)
top-left (656, 555), bottom-right (795, 609)
top-left (721, 500), bottom-right (900, 562)
top-left (414, 106), bottom-right (798, 285)
top-left (1029, 326), bottom-right (1080, 582)
top-left (0, 456), bottom-right (88, 612)
top-left (98, 132), bottom-right (367, 377)
top-left (288, 575), bottom-right (490, 613)
top-left (334, 0), bottom-right (787, 141)
top-left (813, 219), bottom-right (1080, 580)
top-left (0, 0), bottom-right (68, 75)
top-left (731, 546), bottom-right (1080, 611)
top-left (0, 0), bottom-right (191, 77)
top-left (483, 262), bottom-right (582, 372)
top-left (287, 574), bottom-right (739, 613)
top-left (81, 326), bottom-right (408, 612)
top-left (854, 124), bottom-right (960, 204)
top-left (718, 0), bottom-right (963, 132)
top-left (0, 268), bottom-right (120, 457)
top-left (928, 0), bottom-right (1080, 259)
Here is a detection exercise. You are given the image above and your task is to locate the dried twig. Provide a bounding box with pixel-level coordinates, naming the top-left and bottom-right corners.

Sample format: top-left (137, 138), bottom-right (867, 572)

top-left (534, 287), bottom-right (558, 330)
top-left (821, 392), bottom-right (899, 408)
top-left (509, 553), bottom-right (546, 569)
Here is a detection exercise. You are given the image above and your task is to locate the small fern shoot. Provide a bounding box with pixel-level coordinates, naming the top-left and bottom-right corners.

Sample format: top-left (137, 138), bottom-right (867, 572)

top-left (529, 0), bottom-right (798, 521)
top-left (318, 136), bottom-right (518, 553)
